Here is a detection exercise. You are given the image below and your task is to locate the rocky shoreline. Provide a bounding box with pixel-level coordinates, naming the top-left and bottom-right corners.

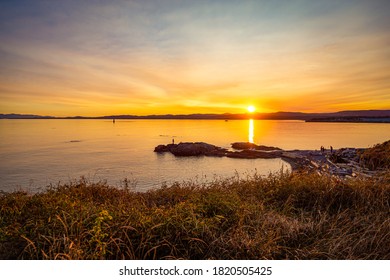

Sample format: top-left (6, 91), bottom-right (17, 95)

top-left (154, 142), bottom-right (283, 159)
top-left (154, 141), bottom-right (379, 179)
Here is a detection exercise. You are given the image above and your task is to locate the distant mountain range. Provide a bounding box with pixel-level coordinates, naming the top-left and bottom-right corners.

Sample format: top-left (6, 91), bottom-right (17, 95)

top-left (1, 110), bottom-right (390, 122)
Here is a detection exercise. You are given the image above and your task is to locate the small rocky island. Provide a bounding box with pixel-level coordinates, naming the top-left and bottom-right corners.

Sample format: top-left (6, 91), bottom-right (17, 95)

top-left (154, 142), bottom-right (282, 159)
top-left (154, 141), bottom-right (390, 179)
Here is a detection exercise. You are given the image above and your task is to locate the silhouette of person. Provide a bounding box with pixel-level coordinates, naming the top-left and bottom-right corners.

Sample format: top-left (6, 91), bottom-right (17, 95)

top-left (330, 146), bottom-right (333, 153)
top-left (172, 138), bottom-right (175, 144)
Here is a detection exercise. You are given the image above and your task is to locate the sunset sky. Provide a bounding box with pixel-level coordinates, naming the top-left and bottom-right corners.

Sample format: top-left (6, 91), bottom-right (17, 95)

top-left (1, 0), bottom-right (389, 116)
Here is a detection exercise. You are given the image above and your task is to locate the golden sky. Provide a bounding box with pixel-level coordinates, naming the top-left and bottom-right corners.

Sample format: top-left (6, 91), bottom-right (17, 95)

top-left (1, 0), bottom-right (389, 116)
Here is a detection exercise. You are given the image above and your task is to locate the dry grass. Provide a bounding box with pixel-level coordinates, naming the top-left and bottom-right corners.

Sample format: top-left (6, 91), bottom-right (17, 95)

top-left (359, 140), bottom-right (390, 170)
top-left (1, 170), bottom-right (389, 260)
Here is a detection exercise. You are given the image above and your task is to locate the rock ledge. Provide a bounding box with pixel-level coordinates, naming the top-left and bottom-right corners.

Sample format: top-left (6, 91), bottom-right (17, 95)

top-left (154, 142), bottom-right (282, 159)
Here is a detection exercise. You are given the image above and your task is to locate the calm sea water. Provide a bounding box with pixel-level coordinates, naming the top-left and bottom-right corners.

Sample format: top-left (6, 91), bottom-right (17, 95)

top-left (1, 119), bottom-right (389, 193)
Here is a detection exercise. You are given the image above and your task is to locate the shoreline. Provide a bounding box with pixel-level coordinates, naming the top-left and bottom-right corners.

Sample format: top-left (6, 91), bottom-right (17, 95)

top-left (1, 140), bottom-right (388, 260)
top-left (154, 141), bottom-right (381, 179)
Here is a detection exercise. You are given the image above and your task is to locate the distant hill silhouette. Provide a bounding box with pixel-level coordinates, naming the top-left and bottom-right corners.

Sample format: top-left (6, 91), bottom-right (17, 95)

top-left (0, 113), bottom-right (56, 119)
top-left (1, 110), bottom-right (390, 122)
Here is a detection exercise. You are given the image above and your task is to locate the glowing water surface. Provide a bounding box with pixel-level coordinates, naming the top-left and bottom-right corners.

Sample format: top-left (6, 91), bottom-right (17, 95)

top-left (1, 119), bottom-right (389, 192)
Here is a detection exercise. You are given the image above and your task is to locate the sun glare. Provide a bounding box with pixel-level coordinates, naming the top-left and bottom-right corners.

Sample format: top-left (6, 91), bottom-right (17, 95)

top-left (247, 105), bottom-right (256, 113)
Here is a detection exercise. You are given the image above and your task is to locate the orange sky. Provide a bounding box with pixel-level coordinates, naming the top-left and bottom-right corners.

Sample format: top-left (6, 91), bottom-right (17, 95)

top-left (1, 1), bottom-right (389, 116)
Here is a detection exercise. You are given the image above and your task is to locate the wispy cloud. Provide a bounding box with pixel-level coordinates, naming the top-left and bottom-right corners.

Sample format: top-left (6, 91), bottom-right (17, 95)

top-left (0, 0), bottom-right (389, 115)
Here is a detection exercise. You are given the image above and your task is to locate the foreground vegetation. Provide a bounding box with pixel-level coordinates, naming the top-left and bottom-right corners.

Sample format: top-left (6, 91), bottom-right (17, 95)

top-left (1, 169), bottom-right (389, 260)
top-left (359, 140), bottom-right (390, 170)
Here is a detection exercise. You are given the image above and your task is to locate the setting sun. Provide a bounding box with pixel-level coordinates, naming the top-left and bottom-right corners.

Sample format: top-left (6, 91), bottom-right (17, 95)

top-left (247, 105), bottom-right (256, 113)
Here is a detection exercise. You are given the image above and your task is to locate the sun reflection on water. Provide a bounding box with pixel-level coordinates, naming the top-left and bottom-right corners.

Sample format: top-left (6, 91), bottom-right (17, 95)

top-left (249, 119), bottom-right (254, 143)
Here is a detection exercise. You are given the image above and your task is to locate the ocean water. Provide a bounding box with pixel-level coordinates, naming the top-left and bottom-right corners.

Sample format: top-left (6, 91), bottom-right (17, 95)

top-left (1, 119), bottom-right (389, 193)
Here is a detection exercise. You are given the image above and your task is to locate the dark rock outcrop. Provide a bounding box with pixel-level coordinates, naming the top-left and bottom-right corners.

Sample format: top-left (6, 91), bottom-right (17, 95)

top-left (154, 142), bottom-right (280, 159)
top-left (154, 144), bottom-right (175, 153)
top-left (154, 142), bottom-right (227, 157)
top-left (231, 142), bottom-right (282, 151)
top-left (227, 149), bottom-right (282, 159)
top-left (171, 142), bottom-right (227, 157)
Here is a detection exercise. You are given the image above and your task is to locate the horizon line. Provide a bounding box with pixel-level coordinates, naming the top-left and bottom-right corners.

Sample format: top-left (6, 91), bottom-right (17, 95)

top-left (1, 109), bottom-right (390, 120)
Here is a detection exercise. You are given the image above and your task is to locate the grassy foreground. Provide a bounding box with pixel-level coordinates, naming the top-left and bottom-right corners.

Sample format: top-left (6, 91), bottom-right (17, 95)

top-left (360, 140), bottom-right (390, 170)
top-left (1, 171), bottom-right (389, 260)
